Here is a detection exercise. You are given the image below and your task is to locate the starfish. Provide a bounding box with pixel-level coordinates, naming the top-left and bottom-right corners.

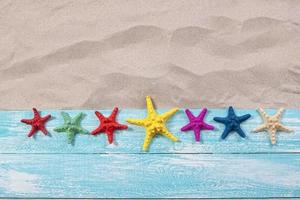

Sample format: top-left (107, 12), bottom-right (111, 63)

top-left (91, 107), bottom-right (128, 144)
top-left (20, 108), bottom-right (51, 137)
top-left (181, 108), bottom-right (214, 142)
top-left (252, 108), bottom-right (293, 144)
top-left (54, 112), bottom-right (89, 144)
top-left (126, 96), bottom-right (179, 151)
top-left (213, 106), bottom-right (251, 139)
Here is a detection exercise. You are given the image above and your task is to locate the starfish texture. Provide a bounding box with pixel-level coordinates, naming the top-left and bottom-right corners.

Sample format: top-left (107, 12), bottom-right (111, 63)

top-left (91, 107), bottom-right (128, 144)
top-left (214, 106), bottom-right (251, 139)
top-left (21, 108), bottom-right (51, 137)
top-left (181, 108), bottom-right (214, 142)
top-left (252, 108), bottom-right (293, 144)
top-left (126, 96), bottom-right (179, 151)
top-left (54, 112), bottom-right (89, 144)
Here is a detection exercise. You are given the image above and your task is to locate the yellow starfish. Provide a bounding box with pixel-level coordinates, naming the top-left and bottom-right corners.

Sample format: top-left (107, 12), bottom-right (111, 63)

top-left (252, 108), bottom-right (293, 144)
top-left (126, 96), bottom-right (179, 151)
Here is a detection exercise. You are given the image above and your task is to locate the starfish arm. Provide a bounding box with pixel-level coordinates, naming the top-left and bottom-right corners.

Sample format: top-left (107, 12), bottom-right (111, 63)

top-left (91, 126), bottom-right (104, 135)
top-left (27, 127), bottom-right (37, 137)
top-left (213, 117), bottom-right (229, 124)
top-left (181, 123), bottom-right (194, 131)
top-left (32, 108), bottom-right (40, 119)
top-left (274, 108), bottom-right (285, 119)
top-left (185, 109), bottom-right (195, 121)
top-left (277, 124), bottom-right (293, 133)
top-left (95, 111), bottom-right (105, 121)
top-left (221, 126), bottom-right (232, 140)
top-left (193, 127), bottom-right (201, 142)
top-left (109, 107), bottom-right (119, 121)
top-left (161, 108), bottom-right (179, 121)
top-left (114, 123), bottom-right (128, 130)
top-left (41, 114), bottom-right (51, 122)
top-left (198, 108), bottom-right (208, 121)
top-left (228, 106), bottom-right (236, 116)
top-left (78, 127), bottom-right (89, 135)
top-left (202, 122), bottom-right (215, 130)
top-left (268, 129), bottom-right (277, 144)
top-left (21, 118), bottom-right (34, 124)
top-left (143, 131), bottom-right (154, 151)
top-left (67, 131), bottom-right (75, 144)
top-left (236, 126), bottom-right (246, 138)
top-left (73, 113), bottom-right (84, 126)
top-left (161, 129), bottom-right (179, 142)
top-left (252, 124), bottom-right (267, 133)
top-left (258, 108), bottom-right (269, 121)
top-left (106, 130), bottom-right (114, 144)
top-left (54, 125), bottom-right (68, 132)
top-left (61, 112), bottom-right (71, 123)
top-left (237, 114), bottom-right (251, 123)
top-left (39, 125), bottom-right (48, 135)
top-left (126, 118), bottom-right (146, 127)
top-left (146, 96), bottom-right (156, 117)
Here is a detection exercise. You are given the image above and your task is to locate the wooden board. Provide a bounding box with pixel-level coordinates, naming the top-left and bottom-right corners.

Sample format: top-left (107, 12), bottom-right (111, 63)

top-left (0, 154), bottom-right (299, 198)
top-left (0, 109), bottom-right (299, 154)
top-left (0, 109), bottom-right (299, 199)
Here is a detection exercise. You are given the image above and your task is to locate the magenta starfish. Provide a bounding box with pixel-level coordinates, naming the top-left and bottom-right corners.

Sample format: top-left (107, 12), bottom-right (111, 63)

top-left (181, 108), bottom-right (214, 142)
top-left (21, 108), bottom-right (51, 137)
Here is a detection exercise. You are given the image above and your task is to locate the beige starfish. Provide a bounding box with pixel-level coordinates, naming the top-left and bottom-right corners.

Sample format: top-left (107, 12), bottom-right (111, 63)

top-left (252, 108), bottom-right (293, 144)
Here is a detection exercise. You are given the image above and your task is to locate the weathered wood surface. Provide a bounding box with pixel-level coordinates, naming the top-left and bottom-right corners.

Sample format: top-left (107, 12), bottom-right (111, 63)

top-left (0, 109), bottom-right (299, 199)
top-left (0, 109), bottom-right (298, 153)
top-left (0, 154), bottom-right (299, 198)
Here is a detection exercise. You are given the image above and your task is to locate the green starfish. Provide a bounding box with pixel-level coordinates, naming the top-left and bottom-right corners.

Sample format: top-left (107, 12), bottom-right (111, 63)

top-left (54, 112), bottom-right (89, 144)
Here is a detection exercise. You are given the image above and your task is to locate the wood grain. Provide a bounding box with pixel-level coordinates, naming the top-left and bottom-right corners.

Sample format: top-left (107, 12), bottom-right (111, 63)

top-left (0, 154), bottom-right (299, 198)
top-left (0, 109), bottom-right (298, 153)
top-left (0, 109), bottom-right (299, 199)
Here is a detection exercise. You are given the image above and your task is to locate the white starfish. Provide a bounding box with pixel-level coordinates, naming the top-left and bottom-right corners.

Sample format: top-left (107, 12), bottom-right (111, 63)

top-left (252, 108), bottom-right (293, 144)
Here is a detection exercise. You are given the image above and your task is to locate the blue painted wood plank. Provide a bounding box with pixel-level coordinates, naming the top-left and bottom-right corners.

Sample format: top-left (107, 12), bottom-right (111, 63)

top-left (0, 109), bottom-right (299, 153)
top-left (0, 154), bottom-right (299, 198)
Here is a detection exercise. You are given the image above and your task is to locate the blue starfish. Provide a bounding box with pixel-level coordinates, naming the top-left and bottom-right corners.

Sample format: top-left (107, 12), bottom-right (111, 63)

top-left (213, 106), bottom-right (251, 139)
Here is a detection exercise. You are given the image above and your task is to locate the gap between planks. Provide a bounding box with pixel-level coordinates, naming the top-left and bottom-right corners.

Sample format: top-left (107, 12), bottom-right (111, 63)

top-left (0, 152), bottom-right (299, 155)
top-left (1, 197), bottom-right (300, 199)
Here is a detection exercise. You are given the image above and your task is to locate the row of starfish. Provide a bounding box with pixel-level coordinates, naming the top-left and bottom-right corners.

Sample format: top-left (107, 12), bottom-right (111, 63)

top-left (21, 96), bottom-right (293, 151)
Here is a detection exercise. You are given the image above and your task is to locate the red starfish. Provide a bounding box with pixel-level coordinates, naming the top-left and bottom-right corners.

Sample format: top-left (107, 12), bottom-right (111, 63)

top-left (91, 107), bottom-right (128, 144)
top-left (21, 108), bottom-right (51, 137)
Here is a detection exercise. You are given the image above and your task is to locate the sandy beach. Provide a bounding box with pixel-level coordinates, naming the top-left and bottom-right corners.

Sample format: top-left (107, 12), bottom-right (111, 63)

top-left (0, 0), bottom-right (300, 109)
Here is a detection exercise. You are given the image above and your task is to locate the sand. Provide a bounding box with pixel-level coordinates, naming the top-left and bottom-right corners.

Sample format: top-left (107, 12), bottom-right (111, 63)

top-left (0, 0), bottom-right (300, 110)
